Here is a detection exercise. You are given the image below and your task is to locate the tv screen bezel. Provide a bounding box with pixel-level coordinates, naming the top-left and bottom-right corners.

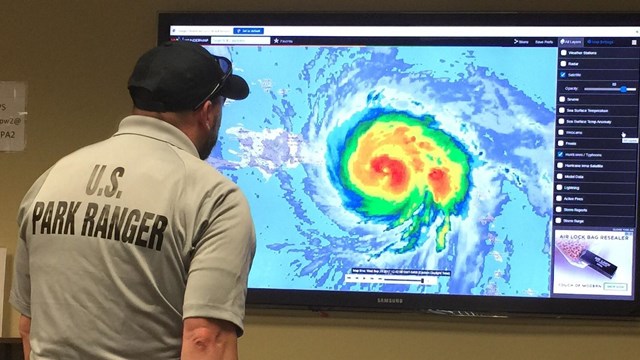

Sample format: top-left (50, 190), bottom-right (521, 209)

top-left (158, 11), bottom-right (640, 319)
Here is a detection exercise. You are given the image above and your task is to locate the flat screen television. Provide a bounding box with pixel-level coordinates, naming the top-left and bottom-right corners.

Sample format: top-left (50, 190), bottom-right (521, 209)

top-left (158, 12), bottom-right (640, 318)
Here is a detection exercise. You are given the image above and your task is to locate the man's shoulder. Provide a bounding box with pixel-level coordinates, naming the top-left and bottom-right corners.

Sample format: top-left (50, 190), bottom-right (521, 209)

top-left (186, 158), bottom-right (241, 193)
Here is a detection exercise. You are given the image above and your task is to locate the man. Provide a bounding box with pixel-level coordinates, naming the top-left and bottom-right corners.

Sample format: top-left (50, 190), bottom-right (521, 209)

top-left (10, 41), bottom-right (256, 359)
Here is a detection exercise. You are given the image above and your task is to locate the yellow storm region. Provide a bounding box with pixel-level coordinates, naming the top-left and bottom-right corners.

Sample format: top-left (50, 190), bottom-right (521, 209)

top-left (347, 121), bottom-right (465, 210)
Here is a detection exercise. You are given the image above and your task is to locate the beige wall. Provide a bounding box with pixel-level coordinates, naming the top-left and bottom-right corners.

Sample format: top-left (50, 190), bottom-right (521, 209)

top-left (1, 1), bottom-right (639, 359)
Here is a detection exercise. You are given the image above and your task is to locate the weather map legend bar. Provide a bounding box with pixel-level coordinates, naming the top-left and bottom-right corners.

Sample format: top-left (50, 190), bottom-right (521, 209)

top-left (346, 268), bottom-right (450, 286)
top-left (345, 274), bottom-right (438, 286)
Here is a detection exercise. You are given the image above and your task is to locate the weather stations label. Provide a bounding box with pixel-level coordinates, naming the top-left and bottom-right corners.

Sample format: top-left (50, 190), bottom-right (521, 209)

top-left (553, 229), bottom-right (633, 297)
top-left (0, 81), bottom-right (27, 152)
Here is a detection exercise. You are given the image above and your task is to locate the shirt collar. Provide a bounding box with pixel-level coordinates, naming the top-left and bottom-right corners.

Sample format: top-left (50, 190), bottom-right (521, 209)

top-left (113, 115), bottom-right (199, 157)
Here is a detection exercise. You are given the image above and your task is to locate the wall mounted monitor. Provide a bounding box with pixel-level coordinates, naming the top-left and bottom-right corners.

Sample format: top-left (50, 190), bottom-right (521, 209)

top-left (158, 12), bottom-right (640, 318)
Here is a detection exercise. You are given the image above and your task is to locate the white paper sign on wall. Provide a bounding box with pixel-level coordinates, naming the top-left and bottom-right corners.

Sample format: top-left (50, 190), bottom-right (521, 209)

top-left (0, 81), bottom-right (28, 152)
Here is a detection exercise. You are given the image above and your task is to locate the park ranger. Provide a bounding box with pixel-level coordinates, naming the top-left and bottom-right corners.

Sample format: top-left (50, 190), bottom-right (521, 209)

top-left (10, 41), bottom-right (256, 360)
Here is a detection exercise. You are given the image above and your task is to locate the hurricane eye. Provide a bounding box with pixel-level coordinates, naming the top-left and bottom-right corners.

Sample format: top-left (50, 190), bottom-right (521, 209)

top-left (330, 113), bottom-right (470, 253)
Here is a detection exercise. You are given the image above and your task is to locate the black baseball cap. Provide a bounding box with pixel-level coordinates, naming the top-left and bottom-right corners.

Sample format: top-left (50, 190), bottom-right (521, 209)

top-left (128, 41), bottom-right (249, 112)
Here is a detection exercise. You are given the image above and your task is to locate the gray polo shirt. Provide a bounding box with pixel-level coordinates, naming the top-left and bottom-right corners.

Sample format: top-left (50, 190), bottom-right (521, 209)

top-left (10, 115), bottom-right (256, 360)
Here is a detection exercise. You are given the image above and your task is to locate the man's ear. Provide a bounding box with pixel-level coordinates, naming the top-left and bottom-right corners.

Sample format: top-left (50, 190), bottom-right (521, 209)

top-left (209, 96), bottom-right (224, 122)
top-left (196, 100), bottom-right (214, 130)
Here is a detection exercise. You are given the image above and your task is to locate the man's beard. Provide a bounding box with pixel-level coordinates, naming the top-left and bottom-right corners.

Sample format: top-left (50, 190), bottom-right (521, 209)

top-left (199, 124), bottom-right (218, 160)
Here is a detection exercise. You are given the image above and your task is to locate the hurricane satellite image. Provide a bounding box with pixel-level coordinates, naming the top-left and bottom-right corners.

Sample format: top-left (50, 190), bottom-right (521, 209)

top-left (207, 45), bottom-right (557, 297)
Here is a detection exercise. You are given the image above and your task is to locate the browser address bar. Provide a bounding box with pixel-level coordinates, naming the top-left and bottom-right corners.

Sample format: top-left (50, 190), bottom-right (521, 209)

top-left (211, 36), bottom-right (271, 45)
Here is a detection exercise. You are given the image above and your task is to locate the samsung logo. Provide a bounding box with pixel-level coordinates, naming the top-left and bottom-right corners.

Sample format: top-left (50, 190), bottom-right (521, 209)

top-left (377, 297), bottom-right (404, 304)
